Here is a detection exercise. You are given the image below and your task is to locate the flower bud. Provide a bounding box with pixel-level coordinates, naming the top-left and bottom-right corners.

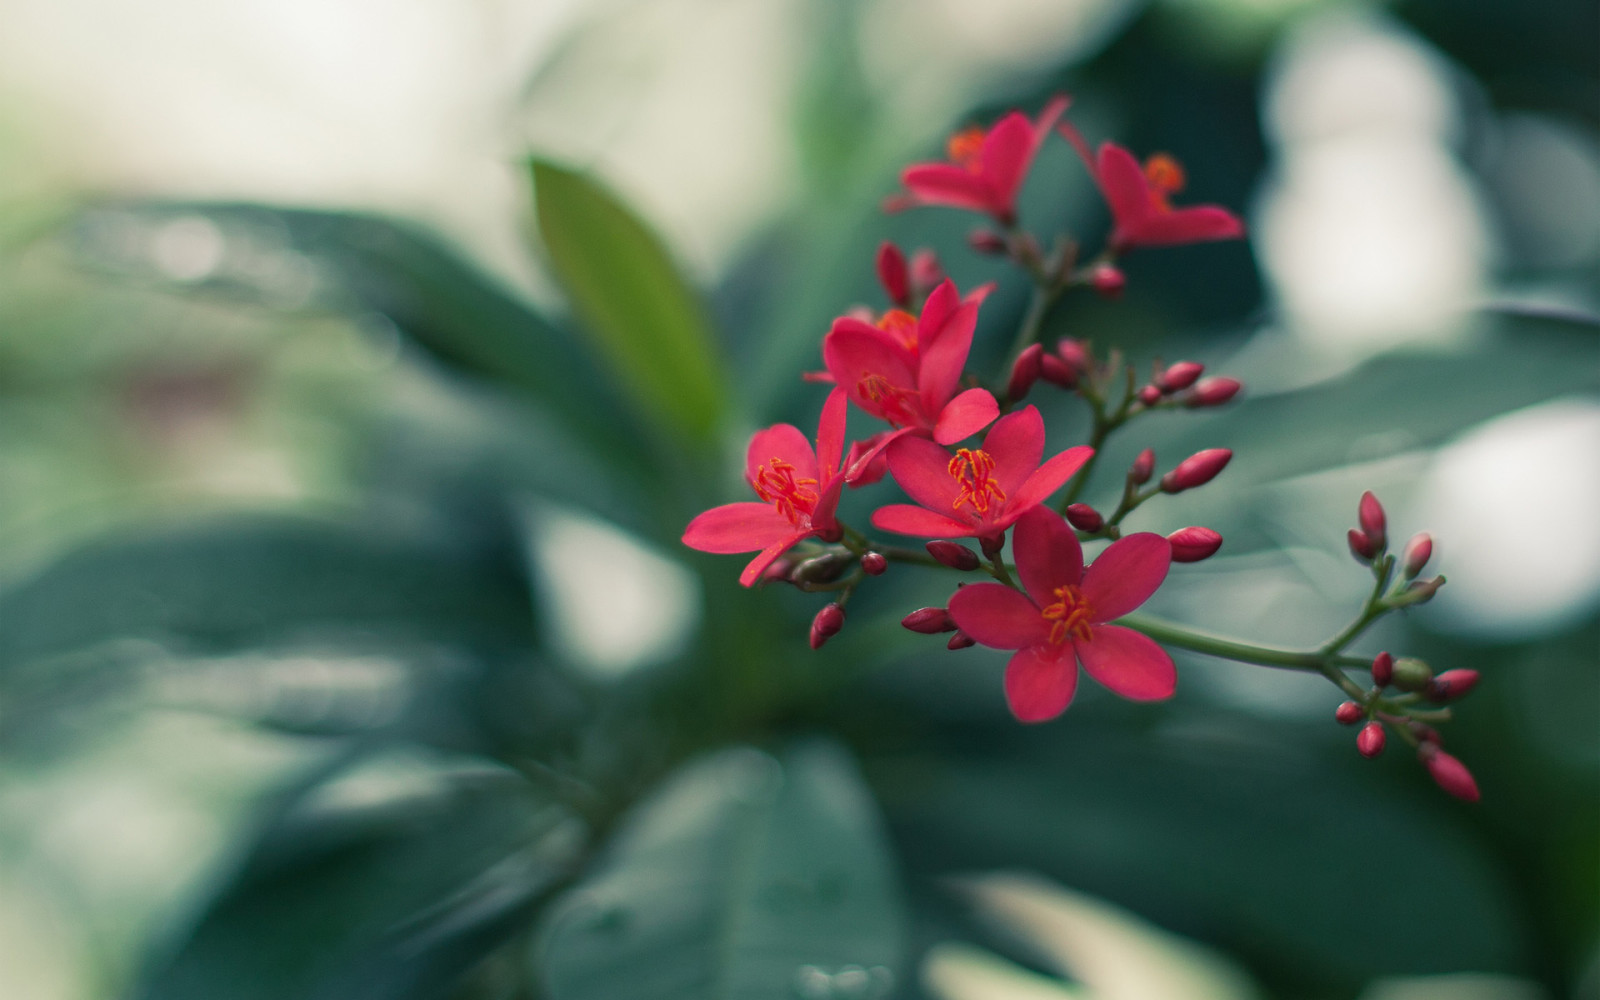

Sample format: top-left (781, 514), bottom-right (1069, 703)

top-left (1161, 449), bottom-right (1232, 493)
top-left (1091, 265), bottom-right (1125, 299)
top-left (1390, 575), bottom-right (1446, 607)
top-left (1185, 377), bottom-right (1242, 408)
top-left (1335, 701), bottom-right (1363, 725)
top-left (1065, 504), bottom-right (1104, 532)
top-left (967, 229), bottom-right (1007, 256)
top-left (761, 558), bottom-right (796, 584)
top-left (902, 606), bottom-right (957, 634)
top-left (926, 540), bottom-right (980, 571)
top-left (1158, 361), bottom-right (1204, 393)
top-left (793, 551), bottom-right (850, 584)
top-left (1408, 720), bottom-right (1441, 744)
top-left (1347, 529), bottom-right (1377, 563)
top-left (1391, 657), bottom-right (1433, 692)
top-left (1371, 651), bottom-right (1394, 687)
top-left (1137, 384), bottom-right (1162, 406)
top-left (1167, 526), bottom-right (1223, 563)
top-left (809, 603), bottom-right (846, 649)
top-left (1039, 353), bottom-right (1077, 388)
top-left (1425, 668), bottom-right (1480, 703)
top-left (1401, 532), bottom-right (1433, 578)
top-left (910, 249), bottom-right (944, 294)
top-left (1358, 491), bottom-right (1387, 551)
top-left (1419, 744), bottom-right (1480, 802)
top-left (875, 241), bottom-right (910, 308)
top-left (947, 630), bottom-right (976, 650)
top-left (1056, 338), bottom-right (1092, 373)
top-left (1357, 721), bottom-right (1386, 758)
top-left (979, 532), bottom-right (1006, 559)
top-left (1007, 343), bottom-right (1044, 402)
top-left (860, 552), bottom-right (888, 576)
top-left (1129, 448), bottom-right (1155, 486)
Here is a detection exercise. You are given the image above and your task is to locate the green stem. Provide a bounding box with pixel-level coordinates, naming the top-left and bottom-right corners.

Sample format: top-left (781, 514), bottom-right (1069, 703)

top-left (999, 280), bottom-right (1063, 397)
top-left (1116, 612), bottom-right (1369, 699)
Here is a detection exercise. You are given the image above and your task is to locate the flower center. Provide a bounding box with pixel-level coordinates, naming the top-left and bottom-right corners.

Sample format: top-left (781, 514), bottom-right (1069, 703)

top-left (876, 309), bottom-right (919, 354)
top-left (752, 458), bottom-right (818, 527)
top-left (1143, 153), bottom-right (1186, 211)
top-left (947, 448), bottom-right (1007, 517)
top-left (1041, 584), bottom-right (1094, 645)
top-left (947, 127), bottom-right (986, 172)
top-left (857, 373), bottom-right (921, 426)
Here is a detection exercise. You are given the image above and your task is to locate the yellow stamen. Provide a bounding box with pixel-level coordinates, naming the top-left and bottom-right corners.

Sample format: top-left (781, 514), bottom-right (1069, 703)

top-left (1040, 584), bottom-right (1095, 645)
top-left (948, 448), bottom-right (1007, 516)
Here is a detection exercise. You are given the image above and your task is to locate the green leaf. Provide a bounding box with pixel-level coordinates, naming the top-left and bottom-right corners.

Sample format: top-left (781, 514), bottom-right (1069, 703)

top-left (530, 160), bottom-right (726, 443)
top-left (535, 741), bottom-right (905, 999)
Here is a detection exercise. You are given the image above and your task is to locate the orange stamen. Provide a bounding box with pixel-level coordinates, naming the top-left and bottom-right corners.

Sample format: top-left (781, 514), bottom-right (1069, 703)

top-left (948, 448), bottom-right (1007, 516)
top-left (857, 373), bottom-right (920, 426)
top-left (1143, 153), bottom-right (1186, 211)
top-left (876, 309), bottom-right (919, 353)
top-left (753, 458), bottom-right (818, 526)
top-left (947, 127), bottom-right (987, 172)
top-left (1040, 584), bottom-right (1095, 645)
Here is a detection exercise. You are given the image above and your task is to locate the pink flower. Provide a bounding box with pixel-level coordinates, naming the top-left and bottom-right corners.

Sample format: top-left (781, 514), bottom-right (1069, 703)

top-left (823, 278), bottom-right (1000, 476)
top-left (893, 96), bottom-right (1070, 226)
top-left (947, 507), bottom-right (1175, 722)
top-left (870, 406), bottom-right (1091, 541)
top-left (682, 387), bottom-right (848, 587)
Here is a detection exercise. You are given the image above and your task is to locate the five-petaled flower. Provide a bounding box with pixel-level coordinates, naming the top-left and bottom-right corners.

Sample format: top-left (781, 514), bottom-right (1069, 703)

top-left (948, 506), bottom-right (1176, 722)
top-left (682, 387), bottom-right (849, 587)
top-left (870, 406), bottom-right (1091, 543)
top-left (892, 96), bottom-right (1070, 226)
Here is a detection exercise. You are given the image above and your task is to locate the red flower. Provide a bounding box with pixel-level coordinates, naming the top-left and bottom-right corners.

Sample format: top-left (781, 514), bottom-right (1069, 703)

top-left (893, 96), bottom-right (1070, 226)
top-left (870, 406), bottom-right (1091, 541)
top-left (823, 278), bottom-right (1000, 475)
top-left (947, 507), bottom-right (1175, 722)
top-left (683, 387), bottom-right (848, 587)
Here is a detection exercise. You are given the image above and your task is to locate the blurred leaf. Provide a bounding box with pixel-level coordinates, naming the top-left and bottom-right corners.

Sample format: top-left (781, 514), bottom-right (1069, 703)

top-left (535, 741), bottom-right (905, 999)
top-left (922, 942), bottom-right (1089, 1000)
top-left (529, 160), bottom-right (726, 444)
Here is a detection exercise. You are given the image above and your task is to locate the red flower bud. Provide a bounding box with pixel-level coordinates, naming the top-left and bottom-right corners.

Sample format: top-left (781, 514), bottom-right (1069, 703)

top-left (902, 606), bottom-right (957, 634)
top-left (926, 540), bottom-right (980, 571)
top-left (1371, 651), bottom-right (1394, 687)
top-left (1402, 532), bottom-right (1433, 578)
top-left (1091, 265), bottom-right (1125, 299)
top-left (1335, 701), bottom-right (1363, 725)
top-left (1347, 529), bottom-right (1377, 563)
top-left (860, 552), bottom-right (888, 576)
top-left (1419, 744), bottom-right (1480, 802)
top-left (979, 532), bottom-right (1006, 559)
top-left (1129, 448), bottom-right (1156, 486)
top-left (967, 229), bottom-right (1007, 256)
top-left (1161, 449), bottom-right (1232, 493)
top-left (1167, 526), bottom-right (1223, 563)
top-left (1357, 721), bottom-right (1386, 758)
top-left (1425, 668), bottom-right (1480, 703)
top-left (1056, 338), bottom-right (1092, 372)
top-left (1408, 720), bottom-right (1441, 744)
top-left (761, 558), bottom-right (796, 584)
top-left (1007, 343), bottom-right (1044, 402)
top-left (810, 603), bottom-right (846, 649)
top-left (1185, 377), bottom-right (1242, 407)
top-left (1039, 353), bottom-right (1077, 388)
top-left (1358, 491), bottom-right (1386, 550)
top-left (1158, 361), bottom-right (1204, 392)
top-left (875, 241), bottom-right (910, 308)
top-left (947, 630), bottom-right (976, 650)
top-left (1137, 385), bottom-right (1162, 406)
top-left (910, 249), bottom-right (944, 294)
top-left (1065, 504), bottom-right (1104, 532)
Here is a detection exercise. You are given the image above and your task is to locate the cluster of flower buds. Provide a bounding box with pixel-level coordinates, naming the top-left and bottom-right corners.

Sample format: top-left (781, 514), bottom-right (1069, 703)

top-left (1345, 491), bottom-right (1446, 607)
top-left (1131, 360), bottom-right (1242, 411)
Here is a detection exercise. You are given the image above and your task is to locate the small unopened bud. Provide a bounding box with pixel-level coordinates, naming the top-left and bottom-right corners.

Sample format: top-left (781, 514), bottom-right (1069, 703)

top-left (1425, 668), bottom-right (1480, 703)
top-left (1007, 343), bottom-right (1044, 402)
top-left (1335, 701), bottom-right (1363, 725)
top-left (1129, 448), bottom-right (1155, 486)
top-left (809, 603), bottom-right (846, 649)
top-left (1167, 526), bottom-right (1223, 563)
top-left (1039, 353), bottom-right (1077, 388)
top-left (927, 540), bottom-right (979, 571)
top-left (1091, 265), bottom-right (1125, 299)
top-left (1158, 361), bottom-right (1204, 392)
top-left (1357, 721), bottom-right (1386, 758)
top-left (875, 241), bottom-right (910, 308)
top-left (1419, 744), bottom-right (1480, 802)
top-left (1358, 491), bottom-right (1387, 551)
top-left (1161, 448), bottom-right (1232, 493)
top-left (909, 249), bottom-right (944, 294)
top-left (979, 532), bottom-right (1005, 559)
top-left (947, 630), bottom-right (976, 650)
top-left (1401, 533), bottom-right (1433, 578)
top-left (1391, 657), bottom-right (1433, 692)
top-left (1137, 384), bottom-right (1162, 406)
top-left (1065, 504), bottom-right (1104, 532)
top-left (1347, 529), bottom-right (1377, 563)
top-left (967, 229), bottom-right (1007, 256)
top-left (761, 558), bottom-right (796, 584)
top-left (1185, 377), bottom-right (1242, 407)
top-left (860, 552), bottom-right (888, 576)
top-left (1056, 337), bottom-right (1092, 373)
top-left (1407, 720), bottom-right (1441, 744)
top-left (793, 552), bottom-right (850, 584)
top-left (1371, 651), bottom-right (1394, 687)
top-left (1391, 575), bottom-right (1446, 607)
top-left (902, 607), bottom-right (957, 634)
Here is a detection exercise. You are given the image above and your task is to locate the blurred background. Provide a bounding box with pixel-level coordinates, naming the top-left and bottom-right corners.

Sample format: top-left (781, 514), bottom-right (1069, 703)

top-left (0, 0), bottom-right (1595, 998)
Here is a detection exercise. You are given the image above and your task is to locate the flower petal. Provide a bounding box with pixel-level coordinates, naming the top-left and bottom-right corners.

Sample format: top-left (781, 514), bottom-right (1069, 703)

top-left (1003, 445), bottom-right (1094, 522)
top-left (1096, 142), bottom-right (1152, 232)
top-left (1075, 624), bottom-right (1176, 701)
top-left (1123, 206), bottom-right (1245, 248)
top-left (843, 428), bottom-right (906, 484)
top-left (746, 423), bottom-right (817, 485)
top-left (870, 504), bottom-right (974, 539)
top-left (1081, 532), bottom-right (1171, 621)
top-left (1012, 506), bottom-right (1083, 606)
top-left (982, 406), bottom-right (1046, 496)
top-left (900, 164), bottom-right (998, 214)
top-left (933, 388), bottom-right (999, 445)
top-left (886, 433), bottom-right (965, 515)
top-left (684, 503), bottom-right (799, 554)
top-left (739, 533), bottom-right (807, 587)
top-left (918, 301), bottom-right (979, 413)
top-left (917, 279), bottom-right (961, 350)
top-left (949, 582), bottom-right (1049, 649)
top-left (815, 386), bottom-right (848, 476)
top-left (1004, 645), bottom-right (1079, 723)
top-left (978, 111), bottom-right (1035, 212)
top-left (823, 327), bottom-right (921, 427)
